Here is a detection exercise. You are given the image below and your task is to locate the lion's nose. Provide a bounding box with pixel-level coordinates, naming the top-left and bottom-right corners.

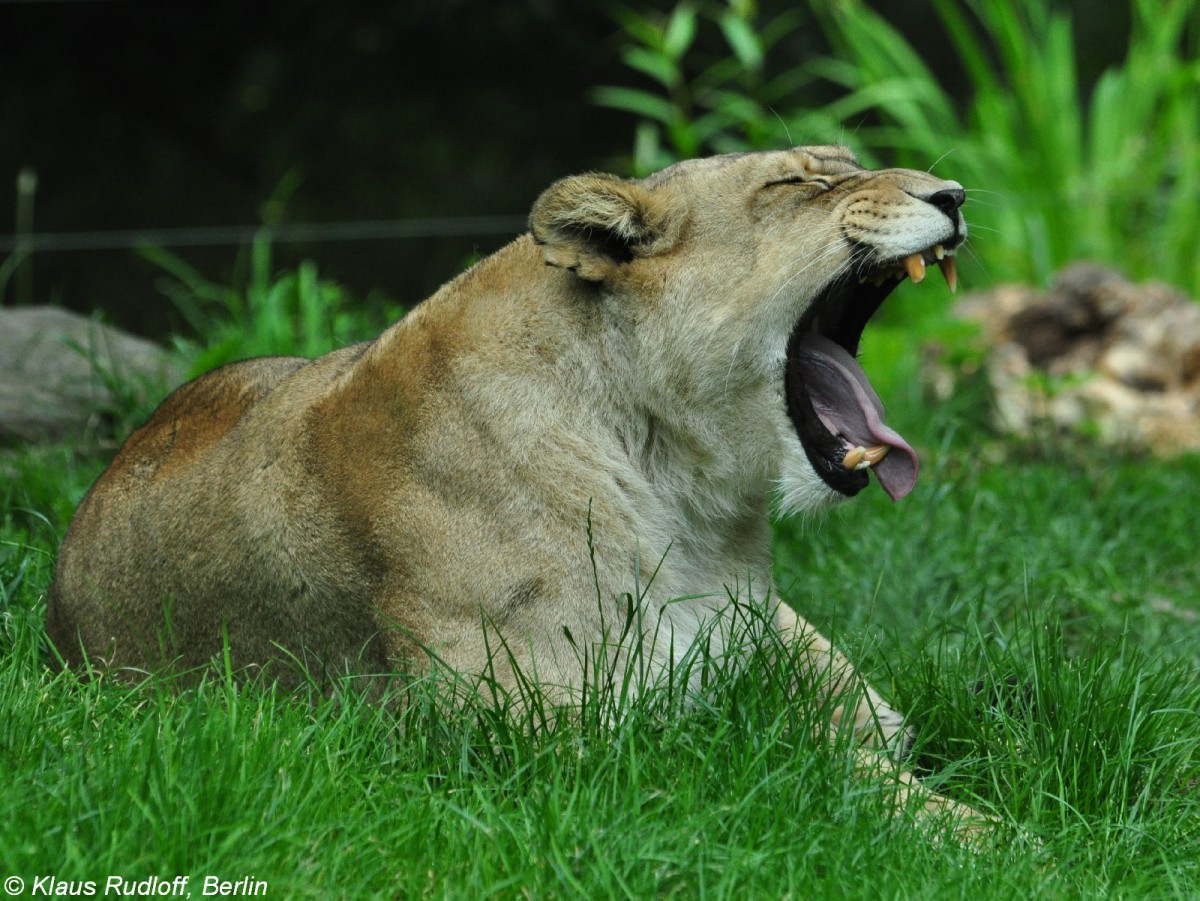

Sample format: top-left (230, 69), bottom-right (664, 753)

top-left (926, 186), bottom-right (966, 216)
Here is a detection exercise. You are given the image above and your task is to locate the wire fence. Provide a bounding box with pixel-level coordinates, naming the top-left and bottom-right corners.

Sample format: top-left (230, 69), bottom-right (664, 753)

top-left (0, 215), bottom-right (530, 254)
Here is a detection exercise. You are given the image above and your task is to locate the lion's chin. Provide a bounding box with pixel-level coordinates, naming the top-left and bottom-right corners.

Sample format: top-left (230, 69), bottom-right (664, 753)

top-left (774, 447), bottom-right (849, 518)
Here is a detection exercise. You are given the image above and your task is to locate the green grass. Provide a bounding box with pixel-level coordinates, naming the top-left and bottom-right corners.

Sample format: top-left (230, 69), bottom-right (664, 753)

top-left (3, 341), bottom-right (1199, 896)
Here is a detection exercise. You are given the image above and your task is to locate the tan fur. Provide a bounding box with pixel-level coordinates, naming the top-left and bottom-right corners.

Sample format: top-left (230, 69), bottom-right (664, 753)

top-left (48, 147), bottom-right (987, 833)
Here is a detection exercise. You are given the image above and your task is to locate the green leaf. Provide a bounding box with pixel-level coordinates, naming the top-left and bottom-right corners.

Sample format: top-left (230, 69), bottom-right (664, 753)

top-left (633, 121), bottom-right (669, 175)
top-left (590, 86), bottom-right (680, 126)
top-left (621, 46), bottom-right (680, 89)
top-left (718, 11), bottom-right (764, 73)
top-left (611, 7), bottom-right (664, 48)
top-left (663, 3), bottom-right (698, 62)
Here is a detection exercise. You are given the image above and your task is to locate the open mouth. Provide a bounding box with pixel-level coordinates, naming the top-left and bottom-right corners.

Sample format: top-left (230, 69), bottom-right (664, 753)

top-left (785, 246), bottom-right (959, 501)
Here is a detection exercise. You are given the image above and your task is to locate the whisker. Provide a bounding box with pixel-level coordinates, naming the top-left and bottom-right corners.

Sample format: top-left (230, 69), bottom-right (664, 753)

top-left (960, 223), bottom-right (1005, 236)
top-left (771, 108), bottom-right (794, 147)
top-left (963, 188), bottom-right (1012, 201)
top-left (766, 237), bottom-right (848, 305)
top-left (926, 149), bottom-right (956, 173)
top-left (962, 197), bottom-right (1001, 212)
top-left (960, 243), bottom-right (1000, 290)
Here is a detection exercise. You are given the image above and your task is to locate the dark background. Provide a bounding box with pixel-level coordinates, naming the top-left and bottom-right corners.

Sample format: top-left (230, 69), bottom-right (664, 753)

top-left (2, 0), bottom-right (1130, 337)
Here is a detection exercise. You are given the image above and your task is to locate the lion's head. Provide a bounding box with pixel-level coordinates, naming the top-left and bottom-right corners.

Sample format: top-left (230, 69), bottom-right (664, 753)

top-left (530, 145), bottom-right (966, 511)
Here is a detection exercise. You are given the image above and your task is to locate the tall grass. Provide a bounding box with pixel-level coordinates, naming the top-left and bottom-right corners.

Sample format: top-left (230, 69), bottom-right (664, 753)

top-left (141, 239), bottom-right (402, 377)
top-left (818, 0), bottom-right (1200, 294)
top-left (597, 0), bottom-right (1200, 298)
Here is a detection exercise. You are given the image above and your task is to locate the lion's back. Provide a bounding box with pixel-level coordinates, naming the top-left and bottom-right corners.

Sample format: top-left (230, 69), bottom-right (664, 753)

top-left (45, 348), bottom-right (384, 678)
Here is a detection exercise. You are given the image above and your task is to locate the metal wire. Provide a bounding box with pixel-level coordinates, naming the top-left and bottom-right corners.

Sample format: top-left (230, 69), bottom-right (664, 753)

top-left (0, 215), bottom-right (530, 254)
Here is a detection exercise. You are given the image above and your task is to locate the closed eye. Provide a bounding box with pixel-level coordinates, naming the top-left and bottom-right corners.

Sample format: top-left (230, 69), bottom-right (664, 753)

top-left (764, 176), bottom-right (833, 191)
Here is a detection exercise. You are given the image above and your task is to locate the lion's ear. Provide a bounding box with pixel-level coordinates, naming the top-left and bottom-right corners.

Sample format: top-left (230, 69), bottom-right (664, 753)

top-left (528, 173), bottom-right (680, 282)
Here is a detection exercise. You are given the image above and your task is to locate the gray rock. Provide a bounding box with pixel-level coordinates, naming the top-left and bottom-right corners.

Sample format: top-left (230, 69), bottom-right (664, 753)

top-left (0, 306), bottom-right (186, 444)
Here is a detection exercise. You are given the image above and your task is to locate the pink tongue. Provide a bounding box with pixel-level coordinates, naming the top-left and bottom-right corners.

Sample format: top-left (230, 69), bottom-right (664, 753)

top-left (791, 334), bottom-right (919, 500)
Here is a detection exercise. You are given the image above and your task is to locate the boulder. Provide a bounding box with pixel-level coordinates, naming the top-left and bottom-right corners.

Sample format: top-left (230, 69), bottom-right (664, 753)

top-left (0, 306), bottom-right (185, 444)
top-left (949, 264), bottom-right (1200, 454)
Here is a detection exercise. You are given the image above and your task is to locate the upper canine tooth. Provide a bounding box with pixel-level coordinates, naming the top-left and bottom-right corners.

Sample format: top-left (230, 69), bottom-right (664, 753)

top-left (902, 252), bottom-right (926, 284)
top-left (938, 256), bottom-right (959, 294)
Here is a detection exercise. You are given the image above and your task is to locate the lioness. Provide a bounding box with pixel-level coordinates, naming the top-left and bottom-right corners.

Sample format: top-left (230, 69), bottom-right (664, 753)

top-left (48, 146), bottom-right (979, 826)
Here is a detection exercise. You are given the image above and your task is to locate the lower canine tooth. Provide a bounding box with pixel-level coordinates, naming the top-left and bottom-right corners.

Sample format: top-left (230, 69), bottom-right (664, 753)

top-left (902, 253), bottom-right (926, 283)
top-left (843, 445), bottom-right (891, 471)
top-left (861, 444), bottom-right (890, 465)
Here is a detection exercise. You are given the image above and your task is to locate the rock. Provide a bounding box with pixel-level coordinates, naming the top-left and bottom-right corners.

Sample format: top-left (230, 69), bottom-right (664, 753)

top-left (949, 264), bottom-right (1200, 454)
top-left (0, 306), bottom-right (185, 444)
